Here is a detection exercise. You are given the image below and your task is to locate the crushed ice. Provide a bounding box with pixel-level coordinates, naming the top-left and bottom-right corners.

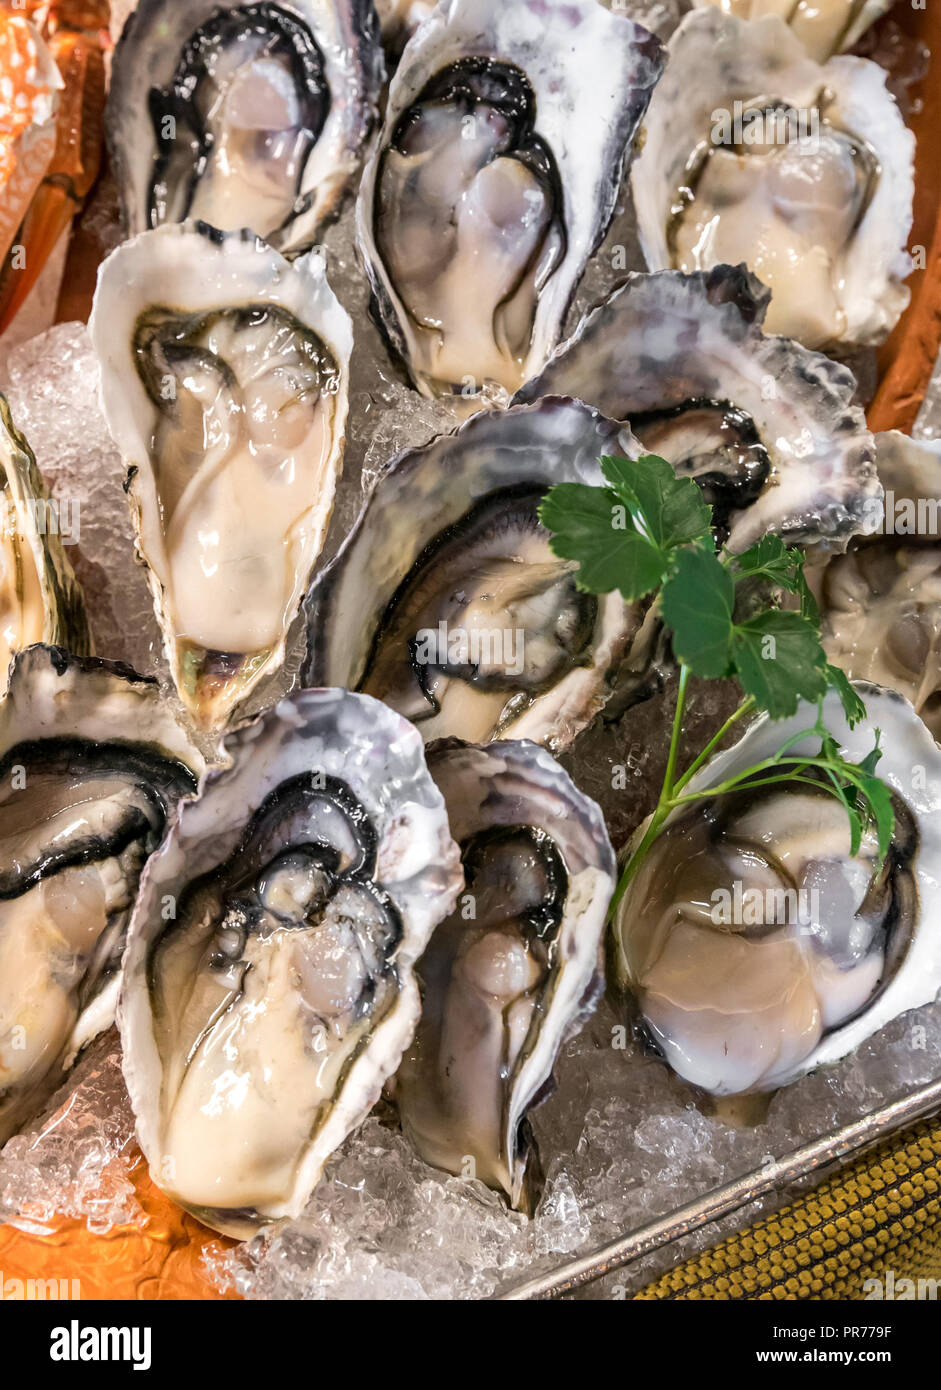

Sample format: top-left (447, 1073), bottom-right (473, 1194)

top-left (4, 988), bottom-right (936, 1299)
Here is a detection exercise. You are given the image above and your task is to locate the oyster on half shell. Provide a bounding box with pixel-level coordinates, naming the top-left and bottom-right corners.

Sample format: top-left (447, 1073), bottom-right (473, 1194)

top-left (630, 10), bottom-right (914, 349)
top-left (357, 0), bottom-right (663, 397)
top-left (610, 685), bottom-right (941, 1096)
top-left (120, 688), bottom-right (462, 1238)
top-left (394, 738), bottom-right (614, 1211)
top-left (90, 221), bottom-right (352, 731)
top-left (693, 0), bottom-right (892, 62)
top-left (302, 397), bottom-right (646, 753)
top-left (517, 266), bottom-right (881, 554)
top-left (0, 645), bottom-right (204, 1147)
top-left (107, 0), bottom-right (384, 253)
top-left (818, 432), bottom-right (941, 740)
top-left (0, 394), bottom-right (89, 693)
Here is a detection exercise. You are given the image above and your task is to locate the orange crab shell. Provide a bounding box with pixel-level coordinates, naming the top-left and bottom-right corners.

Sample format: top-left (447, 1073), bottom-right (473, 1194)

top-left (0, 12), bottom-right (61, 269)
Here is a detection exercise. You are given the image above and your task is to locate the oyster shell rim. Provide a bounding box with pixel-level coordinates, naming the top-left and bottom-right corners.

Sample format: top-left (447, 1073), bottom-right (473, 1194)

top-left (355, 0), bottom-right (665, 398)
top-left (89, 218), bottom-right (353, 732)
top-left (301, 394), bottom-right (647, 754)
top-left (0, 640), bottom-right (206, 1144)
top-left (118, 684), bottom-right (464, 1238)
top-left (106, 0), bottom-right (386, 254)
top-left (610, 680), bottom-right (941, 1095)
top-left (629, 8), bottom-right (915, 349)
top-left (402, 734), bottom-right (615, 1210)
top-left (0, 391), bottom-right (91, 687)
top-left (516, 264), bottom-right (884, 554)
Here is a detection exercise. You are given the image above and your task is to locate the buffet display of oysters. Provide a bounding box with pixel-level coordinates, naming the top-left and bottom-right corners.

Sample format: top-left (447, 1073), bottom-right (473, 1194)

top-left (0, 0), bottom-right (937, 1301)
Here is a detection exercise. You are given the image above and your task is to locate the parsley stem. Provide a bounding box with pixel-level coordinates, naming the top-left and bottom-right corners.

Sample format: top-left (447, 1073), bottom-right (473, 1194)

top-left (662, 664), bottom-right (690, 801)
top-left (609, 803), bottom-right (670, 917)
top-left (671, 691), bottom-right (756, 794)
top-left (772, 723), bottom-right (831, 760)
top-left (673, 770), bottom-right (823, 797)
top-left (609, 663), bottom-right (690, 918)
top-left (668, 753), bottom-right (841, 805)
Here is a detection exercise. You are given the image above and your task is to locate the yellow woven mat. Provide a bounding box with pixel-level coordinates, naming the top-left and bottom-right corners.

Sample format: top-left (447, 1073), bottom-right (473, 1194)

top-left (635, 1112), bottom-right (941, 1299)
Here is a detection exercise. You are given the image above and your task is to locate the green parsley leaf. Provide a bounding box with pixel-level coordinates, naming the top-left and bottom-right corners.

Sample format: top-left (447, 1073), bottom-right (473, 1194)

top-left (727, 534), bottom-right (802, 589)
top-left (731, 609), bottom-right (828, 718)
top-left (538, 483), bottom-right (665, 599)
top-left (820, 763), bottom-right (864, 857)
top-left (857, 731), bottom-right (884, 778)
top-left (600, 454), bottom-right (713, 552)
top-left (826, 663), bottom-right (867, 728)
top-left (540, 454), bottom-right (713, 602)
top-left (795, 567), bottom-right (820, 625)
top-left (856, 773), bottom-right (895, 863)
top-left (802, 725), bottom-right (892, 862)
top-left (727, 535), bottom-right (822, 626)
top-left (661, 547), bottom-right (735, 677)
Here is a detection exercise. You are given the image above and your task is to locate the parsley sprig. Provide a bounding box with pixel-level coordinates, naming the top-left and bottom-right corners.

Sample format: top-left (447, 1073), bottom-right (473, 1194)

top-left (539, 454), bottom-right (894, 912)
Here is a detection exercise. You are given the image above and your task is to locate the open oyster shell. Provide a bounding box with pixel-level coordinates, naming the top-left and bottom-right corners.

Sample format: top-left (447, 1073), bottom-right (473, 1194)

top-left (120, 687), bottom-right (463, 1239)
top-left (374, 0), bottom-right (436, 58)
top-left (818, 432), bottom-right (941, 740)
top-left (693, 0), bottom-right (892, 62)
top-left (610, 684), bottom-right (941, 1096)
top-left (517, 266), bottom-right (882, 553)
top-left (357, 0), bottom-right (663, 397)
top-left (302, 397), bottom-right (646, 752)
top-left (394, 738), bottom-right (614, 1212)
top-left (107, 0), bottom-right (384, 253)
top-left (90, 221), bottom-right (352, 731)
top-left (630, 10), bottom-right (914, 349)
top-left (0, 394), bottom-right (90, 692)
top-left (0, 644), bottom-right (204, 1147)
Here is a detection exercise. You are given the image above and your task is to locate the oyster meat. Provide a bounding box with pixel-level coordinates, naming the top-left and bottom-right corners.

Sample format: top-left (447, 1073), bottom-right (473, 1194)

top-left (107, 0), bottom-right (384, 252)
top-left (630, 10), bottom-right (914, 348)
top-left (395, 738), bottom-right (614, 1211)
top-left (0, 394), bottom-right (89, 692)
top-left (302, 397), bottom-right (646, 752)
top-left (693, 0), bottom-right (893, 62)
top-left (610, 685), bottom-right (941, 1095)
top-left (819, 431), bottom-right (941, 739)
top-left (357, 0), bottom-right (663, 397)
top-left (517, 266), bottom-right (881, 552)
top-left (0, 645), bottom-right (204, 1146)
top-left (120, 687), bottom-right (463, 1238)
top-left (90, 221), bottom-right (352, 730)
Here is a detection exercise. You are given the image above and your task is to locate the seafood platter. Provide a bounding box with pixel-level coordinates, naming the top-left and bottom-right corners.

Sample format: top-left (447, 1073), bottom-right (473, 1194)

top-left (0, 0), bottom-right (940, 1301)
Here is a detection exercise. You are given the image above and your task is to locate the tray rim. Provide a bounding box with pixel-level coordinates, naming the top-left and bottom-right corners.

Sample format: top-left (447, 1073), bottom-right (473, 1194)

top-left (498, 1075), bottom-right (941, 1299)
